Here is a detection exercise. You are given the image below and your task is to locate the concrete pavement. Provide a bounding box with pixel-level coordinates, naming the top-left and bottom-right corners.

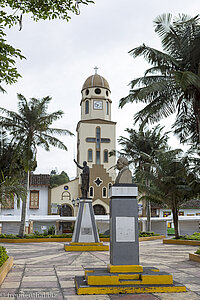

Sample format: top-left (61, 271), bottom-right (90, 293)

top-left (0, 239), bottom-right (200, 299)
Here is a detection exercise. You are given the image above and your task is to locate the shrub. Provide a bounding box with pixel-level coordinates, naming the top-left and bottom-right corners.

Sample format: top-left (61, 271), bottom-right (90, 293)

top-left (139, 231), bottom-right (159, 237)
top-left (195, 248), bottom-right (200, 255)
top-left (0, 246), bottom-right (8, 267)
top-left (48, 226), bottom-right (55, 235)
top-left (179, 233), bottom-right (200, 241)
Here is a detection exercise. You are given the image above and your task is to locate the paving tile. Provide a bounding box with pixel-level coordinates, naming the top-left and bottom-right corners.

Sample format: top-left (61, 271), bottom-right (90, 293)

top-left (20, 281), bottom-right (58, 288)
top-left (62, 288), bottom-right (77, 296)
top-left (153, 291), bottom-right (200, 299)
top-left (185, 283), bottom-right (200, 292)
top-left (0, 290), bottom-right (18, 299)
top-left (0, 282), bottom-right (20, 289)
top-left (109, 295), bottom-right (158, 299)
top-left (57, 270), bottom-right (84, 276)
top-left (24, 271), bottom-right (55, 276)
top-left (22, 276), bottom-right (57, 282)
top-left (60, 281), bottom-right (75, 288)
top-left (58, 275), bottom-right (75, 281)
top-left (64, 295), bottom-right (110, 299)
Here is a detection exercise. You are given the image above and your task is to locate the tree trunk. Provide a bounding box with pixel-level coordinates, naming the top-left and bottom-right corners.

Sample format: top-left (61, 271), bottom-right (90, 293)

top-left (18, 171), bottom-right (29, 237)
top-left (146, 199), bottom-right (151, 232)
top-left (145, 177), bottom-right (151, 232)
top-left (172, 204), bottom-right (179, 239)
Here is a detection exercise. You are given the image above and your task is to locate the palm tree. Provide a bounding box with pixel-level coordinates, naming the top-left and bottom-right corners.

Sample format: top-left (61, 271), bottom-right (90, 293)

top-left (119, 14), bottom-right (200, 146)
top-left (137, 149), bottom-right (198, 239)
top-left (0, 94), bottom-right (74, 237)
top-left (118, 125), bottom-right (169, 231)
top-left (0, 130), bottom-right (26, 207)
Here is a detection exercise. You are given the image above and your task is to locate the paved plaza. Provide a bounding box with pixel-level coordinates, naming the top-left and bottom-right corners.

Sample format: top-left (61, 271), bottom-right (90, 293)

top-left (0, 240), bottom-right (200, 300)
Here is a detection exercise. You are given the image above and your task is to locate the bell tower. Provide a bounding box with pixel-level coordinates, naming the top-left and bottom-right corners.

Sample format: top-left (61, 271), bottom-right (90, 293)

top-left (76, 69), bottom-right (116, 213)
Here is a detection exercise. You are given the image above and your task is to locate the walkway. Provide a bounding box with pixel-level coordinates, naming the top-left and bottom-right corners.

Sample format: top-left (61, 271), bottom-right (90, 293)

top-left (0, 240), bottom-right (200, 299)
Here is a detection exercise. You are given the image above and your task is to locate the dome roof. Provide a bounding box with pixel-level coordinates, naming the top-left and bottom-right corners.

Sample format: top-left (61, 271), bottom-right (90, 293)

top-left (82, 74), bottom-right (110, 91)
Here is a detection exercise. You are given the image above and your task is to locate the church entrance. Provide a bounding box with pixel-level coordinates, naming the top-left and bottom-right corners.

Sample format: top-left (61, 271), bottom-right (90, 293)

top-left (59, 204), bottom-right (73, 233)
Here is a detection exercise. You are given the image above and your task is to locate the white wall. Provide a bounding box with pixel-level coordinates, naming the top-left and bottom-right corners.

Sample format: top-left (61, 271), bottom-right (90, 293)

top-left (1, 186), bottom-right (49, 219)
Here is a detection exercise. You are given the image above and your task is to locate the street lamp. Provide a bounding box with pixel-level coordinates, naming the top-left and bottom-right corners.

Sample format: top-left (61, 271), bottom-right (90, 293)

top-left (71, 198), bottom-right (80, 207)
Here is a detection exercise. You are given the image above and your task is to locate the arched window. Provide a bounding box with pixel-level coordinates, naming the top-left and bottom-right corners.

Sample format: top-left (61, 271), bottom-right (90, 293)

top-left (89, 186), bottom-right (94, 197)
top-left (106, 101), bottom-right (109, 115)
top-left (61, 191), bottom-right (71, 201)
top-left (93, 204), bottom-right (106, 215)
top-left (88, 149), bottom-right (93, 162)
top-left (102, 187), bottom-right (107, 198)
top-left (85, 100), bottom-right (89, 114)
top-left (104, 150), bottom-right (108, 163)
top-left (108, 183), bottom-right (112, 190)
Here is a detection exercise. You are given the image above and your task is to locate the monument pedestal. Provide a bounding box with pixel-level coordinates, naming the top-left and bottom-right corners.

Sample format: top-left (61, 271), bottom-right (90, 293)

top-left (64, 199), bottom-right (108, 251)
top-left (75, 185), bottom-right (186, 294)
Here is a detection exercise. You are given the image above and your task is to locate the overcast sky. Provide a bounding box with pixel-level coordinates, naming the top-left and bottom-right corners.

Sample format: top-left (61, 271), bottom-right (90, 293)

top-left (1, 0), bottom-right (199, 178)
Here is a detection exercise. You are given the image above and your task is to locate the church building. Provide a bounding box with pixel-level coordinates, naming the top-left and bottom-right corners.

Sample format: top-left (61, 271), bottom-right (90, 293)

top-left (50, 70), bottom-right (116, 232)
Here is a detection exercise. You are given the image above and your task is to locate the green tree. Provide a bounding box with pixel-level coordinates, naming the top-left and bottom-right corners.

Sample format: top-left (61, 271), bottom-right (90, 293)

top-left (118, 125), bottom-right (169, 231)
top-left (137, 149), bottom-right (199, 239)
top-left (0, 132), bottom-right (26, 207)
top-left (0, 0), bottom-right (94, 91)
top-left (119, 14), bottom-right (200, 146)
top-left (0, 94), bottom-right (74, 237)
top-left (50, 170), bottom-right (69, 188)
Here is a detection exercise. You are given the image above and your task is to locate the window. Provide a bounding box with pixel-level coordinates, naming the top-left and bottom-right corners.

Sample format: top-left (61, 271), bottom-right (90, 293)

top-left (30, 190), bottom-right (39, 209)
top-left (104, 150), bottom-right (108, 163)
top-left (88, 149), bottom-right (93, 162)
top-left (96, 127), bottom-right (100, 149)
top-left (95, 88), bottom-right (101, 94)
top-left (89, 187), bottom-right (94, 197)
top-left (178, 211), bottom-right (184, 216)
top-left (163, 211), bottom-right (171, 217)
top-left (108, 183), bottom-right (112, 190)
top-left (1, 197), bottom-right (14, 209)
top-left (93, 204), bottom-right (106, 215)
top-left (101, 138), bottom-right (110, 143)
top-left (102, 187), bottom-right (107, 198)
top-left (106, 101), bottom-right (109, 115)
top-left (96, 150), bottom-right (100, 164)
top-left (85, 100), bottom-right (89, 114)
top-left (86, 89), bottom-right (89, 96)
top-left (61, 191), bottom-right (71, 201)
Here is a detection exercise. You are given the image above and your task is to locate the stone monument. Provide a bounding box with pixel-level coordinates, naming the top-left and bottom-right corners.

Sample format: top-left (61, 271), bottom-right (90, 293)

top-left (64, 160), bottom-right (108, 251)
top-left (75, 157), bottom-right (186, 294)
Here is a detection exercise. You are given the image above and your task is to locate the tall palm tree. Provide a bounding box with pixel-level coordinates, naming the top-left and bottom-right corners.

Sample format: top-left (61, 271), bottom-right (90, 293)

top-left (118, 125), bottom-right (169, 231)
top-left (119, 14), bottom-right (200, 146)
top-left (137, 149), bottom-right (199, 239)
top-left (0, 94), bottom-right (74, 237)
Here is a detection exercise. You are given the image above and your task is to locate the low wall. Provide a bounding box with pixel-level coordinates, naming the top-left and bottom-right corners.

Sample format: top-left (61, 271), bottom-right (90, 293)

top-left (163, 239), bottom-right (200, 246)
top-left (0, 257), bottom-right (13, 285)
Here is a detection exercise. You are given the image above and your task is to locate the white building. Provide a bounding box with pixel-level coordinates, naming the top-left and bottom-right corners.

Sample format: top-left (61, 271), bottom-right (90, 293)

top-left (0, 174), bottom-right (50, 234)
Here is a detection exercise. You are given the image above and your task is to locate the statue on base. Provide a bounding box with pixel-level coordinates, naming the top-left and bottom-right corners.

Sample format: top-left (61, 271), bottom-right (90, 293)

top-left (74, 159), bottom-right (90, 198)
top-left (115, 157), bottom-right (132, 184)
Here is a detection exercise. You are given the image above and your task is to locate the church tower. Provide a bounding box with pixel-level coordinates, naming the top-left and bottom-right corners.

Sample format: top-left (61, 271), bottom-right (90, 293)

top-left (76, 69), bottom-right (116, 214)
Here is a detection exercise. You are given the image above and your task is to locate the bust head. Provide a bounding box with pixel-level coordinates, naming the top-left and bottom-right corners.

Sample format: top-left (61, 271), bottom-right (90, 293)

top-left (116, 157), bottom-right (129, 170)
top-left (83, 161), bottom-right (87, 166)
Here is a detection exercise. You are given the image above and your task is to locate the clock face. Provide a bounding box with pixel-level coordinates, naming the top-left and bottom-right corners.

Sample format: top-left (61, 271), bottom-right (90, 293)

top-left (93, 100), bottom-right (103, 110)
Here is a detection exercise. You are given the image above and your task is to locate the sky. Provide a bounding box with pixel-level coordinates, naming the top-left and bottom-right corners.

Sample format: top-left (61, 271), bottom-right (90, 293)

top-left (1, 0), bottom-right (199, 179)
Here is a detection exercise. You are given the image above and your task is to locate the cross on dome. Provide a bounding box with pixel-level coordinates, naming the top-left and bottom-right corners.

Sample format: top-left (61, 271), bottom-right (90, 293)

top-left (94, 66), bottom-right (98, 74)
